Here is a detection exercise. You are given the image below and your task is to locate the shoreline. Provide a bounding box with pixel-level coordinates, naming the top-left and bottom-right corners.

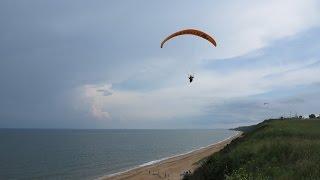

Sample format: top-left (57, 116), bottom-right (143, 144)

top-left (100, 131), bottom-right (242, 180)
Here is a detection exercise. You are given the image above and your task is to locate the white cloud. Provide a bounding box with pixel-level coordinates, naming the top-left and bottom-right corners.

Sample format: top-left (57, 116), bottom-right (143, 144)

top-left (200, 0), bottom-right (320, 59)
top-left (82, 84), bottom-right (113, 120)
top-left (74, 0), bottom-right (320, 127)
top-left (81, 84), bottom-right (204, 122)
top-left (78, 58), bottom-right (320, 123)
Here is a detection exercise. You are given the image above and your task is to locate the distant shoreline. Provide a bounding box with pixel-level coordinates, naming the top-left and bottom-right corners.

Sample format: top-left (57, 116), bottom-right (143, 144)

top-left (101, 131), bottom-right (242, 180)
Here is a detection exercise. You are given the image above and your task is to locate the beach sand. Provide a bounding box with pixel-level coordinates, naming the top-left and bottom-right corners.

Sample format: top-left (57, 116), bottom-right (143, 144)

top-left (102, 132), bottom-right (242, 180)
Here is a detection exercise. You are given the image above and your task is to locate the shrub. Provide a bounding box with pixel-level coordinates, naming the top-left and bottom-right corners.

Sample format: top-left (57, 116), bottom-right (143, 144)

top-left (309, 114), bottom-right (316, 119)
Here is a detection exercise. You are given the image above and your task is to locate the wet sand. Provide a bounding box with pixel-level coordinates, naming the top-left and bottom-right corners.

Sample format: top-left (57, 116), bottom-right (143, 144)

top-left (101, 132), bottom-right (242, 180)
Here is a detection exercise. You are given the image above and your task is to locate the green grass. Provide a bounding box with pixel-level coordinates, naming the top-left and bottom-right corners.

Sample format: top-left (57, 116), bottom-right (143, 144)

top-left (185, 119), bottom-right (320, 180)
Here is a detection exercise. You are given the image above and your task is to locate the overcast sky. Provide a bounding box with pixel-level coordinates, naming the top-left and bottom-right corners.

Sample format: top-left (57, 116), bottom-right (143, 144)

top-left (1, 0), bottom-right (320, 129)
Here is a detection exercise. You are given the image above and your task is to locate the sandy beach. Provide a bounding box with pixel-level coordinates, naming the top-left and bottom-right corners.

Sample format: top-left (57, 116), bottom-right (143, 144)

top-left (102, 132), bottom-right (242, 180)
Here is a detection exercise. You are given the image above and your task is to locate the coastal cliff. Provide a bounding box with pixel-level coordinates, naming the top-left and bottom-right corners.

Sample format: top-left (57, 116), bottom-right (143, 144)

top-left (186, 118), bottom-right (320, 179)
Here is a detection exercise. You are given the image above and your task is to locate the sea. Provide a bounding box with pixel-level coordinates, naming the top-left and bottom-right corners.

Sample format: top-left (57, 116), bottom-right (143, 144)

top-left (0, 129), bottom-right (237, 179)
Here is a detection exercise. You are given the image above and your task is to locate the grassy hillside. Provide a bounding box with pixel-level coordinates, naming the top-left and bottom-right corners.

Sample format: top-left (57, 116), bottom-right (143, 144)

top-left (185, 118), bottom-right (320, 180)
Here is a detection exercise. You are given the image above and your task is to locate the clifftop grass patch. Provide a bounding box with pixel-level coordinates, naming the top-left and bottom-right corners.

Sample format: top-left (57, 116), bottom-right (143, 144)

top-left (186, 119), bottom-right (320, 180)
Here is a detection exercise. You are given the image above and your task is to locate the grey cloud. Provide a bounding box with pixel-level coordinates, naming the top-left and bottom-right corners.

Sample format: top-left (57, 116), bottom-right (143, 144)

top-left (279, 98), bottom-right (305, 104)
top-left (1, 0), bottom-right (320, 128)
top-left (97, 89), bottom-right (113, 96)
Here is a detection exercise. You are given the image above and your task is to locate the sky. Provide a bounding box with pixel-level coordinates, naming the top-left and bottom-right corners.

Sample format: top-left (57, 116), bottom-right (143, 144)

top-left (1, 0), bottom-right (320, 129)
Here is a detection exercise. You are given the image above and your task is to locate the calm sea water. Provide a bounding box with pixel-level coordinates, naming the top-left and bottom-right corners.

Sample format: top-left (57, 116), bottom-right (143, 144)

top-left (0, 129), bottom-right (237, 179)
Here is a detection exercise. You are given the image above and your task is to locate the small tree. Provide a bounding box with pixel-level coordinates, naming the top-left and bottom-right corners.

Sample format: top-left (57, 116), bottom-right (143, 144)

top-left (309, 114), bottom-right (316, 119)
top-left (299, 116), bottom-right (303, 119)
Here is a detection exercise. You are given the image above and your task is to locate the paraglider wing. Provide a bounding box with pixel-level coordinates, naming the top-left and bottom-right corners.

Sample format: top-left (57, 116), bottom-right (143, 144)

top-left (160, 29), bottom-right (217, 48)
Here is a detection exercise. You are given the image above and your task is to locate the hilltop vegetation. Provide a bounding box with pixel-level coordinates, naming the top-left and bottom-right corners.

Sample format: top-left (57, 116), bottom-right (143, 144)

top-left (185, 118), bottom-right (320, 179)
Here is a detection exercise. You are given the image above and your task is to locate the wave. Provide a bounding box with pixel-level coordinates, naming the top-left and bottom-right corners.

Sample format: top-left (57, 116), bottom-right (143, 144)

top-left (99, 131), bottom-right (241, 179)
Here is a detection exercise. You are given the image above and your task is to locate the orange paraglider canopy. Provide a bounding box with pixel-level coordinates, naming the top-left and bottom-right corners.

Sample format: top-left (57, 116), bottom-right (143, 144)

top-left (160, 29), bottom-right (217, 48)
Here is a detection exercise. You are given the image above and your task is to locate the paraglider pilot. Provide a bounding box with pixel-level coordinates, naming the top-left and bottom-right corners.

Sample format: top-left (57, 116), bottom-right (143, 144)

top-left (188, 75), bottom-right (194, 83)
